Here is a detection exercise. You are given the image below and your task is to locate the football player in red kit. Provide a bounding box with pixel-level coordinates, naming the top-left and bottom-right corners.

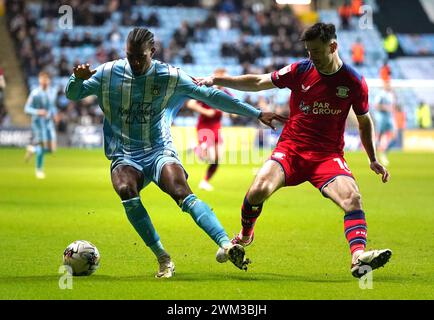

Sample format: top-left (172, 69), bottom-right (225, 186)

top-left (186, 68), bottom-right (230, 191)
top-left (201, 23), bottom-right (392, 278)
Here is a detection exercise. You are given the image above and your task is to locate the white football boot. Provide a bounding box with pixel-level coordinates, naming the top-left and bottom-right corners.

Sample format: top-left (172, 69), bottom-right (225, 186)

top-left (216, 244), bottom-right (251, 271)
top-left (351, 249), bottom-right (392, 278)
top-left (199, 180), bottom-right (214, 191)
top-left (155, 255), bottom-right (175, 279)
top-left (35, 170), bottom-right (46, 179)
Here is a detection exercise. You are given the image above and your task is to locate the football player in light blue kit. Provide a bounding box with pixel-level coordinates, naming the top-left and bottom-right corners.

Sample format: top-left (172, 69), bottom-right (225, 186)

top-left (374, 82), bottom-right (396, 166)
top-left (24, 71), bottom-right (57, 179)
top-left (65, 28), bottom-right (285, 278)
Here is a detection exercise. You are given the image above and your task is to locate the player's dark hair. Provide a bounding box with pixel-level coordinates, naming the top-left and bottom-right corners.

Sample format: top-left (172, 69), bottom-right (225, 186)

top-left (300, 23), bottom-right (337, 43)
top-left (127, 27), bottom-right (155, 48)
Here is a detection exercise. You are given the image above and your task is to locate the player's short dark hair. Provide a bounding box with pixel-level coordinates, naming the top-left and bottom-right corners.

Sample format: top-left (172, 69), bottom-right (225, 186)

top-left (127, 27), bottom-right (155, 48)
top-left (300, 23), bottom-right (337, 43)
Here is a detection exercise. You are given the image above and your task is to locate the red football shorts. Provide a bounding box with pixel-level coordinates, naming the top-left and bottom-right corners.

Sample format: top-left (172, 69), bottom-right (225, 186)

top-left (270, 144), bottom-right (355, 193)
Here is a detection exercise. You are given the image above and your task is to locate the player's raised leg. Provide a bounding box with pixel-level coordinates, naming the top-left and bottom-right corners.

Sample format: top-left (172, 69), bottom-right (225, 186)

top-left (232, 160), bottom-right (286, 246)
top-left (159, 163), bottom-right (249, 270)
top-left (322, 175), bottom-right (392, 278)
top-left (111, 165), bottom-right (174, 278)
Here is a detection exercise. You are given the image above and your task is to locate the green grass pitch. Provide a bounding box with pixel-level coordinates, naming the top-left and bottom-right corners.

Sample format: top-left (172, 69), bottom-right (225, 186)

top-left (0, 147), bottom-right (433, 300)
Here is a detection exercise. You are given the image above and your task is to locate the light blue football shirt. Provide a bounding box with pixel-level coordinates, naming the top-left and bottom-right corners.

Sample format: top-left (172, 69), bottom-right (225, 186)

top-left (66, 59), bottom-right (261, 159)
top-left (24, 87), bottom-right (57, 120)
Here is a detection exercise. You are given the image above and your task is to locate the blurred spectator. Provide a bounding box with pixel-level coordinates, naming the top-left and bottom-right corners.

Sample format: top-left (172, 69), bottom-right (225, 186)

top-left (416, 101), bottom-right (432, 129)
top-left (351, 0), bottom-right (363, 17)
top-left (351, 38), bottom-right (365, 66)
top-left (135, 12), bottom-right (147, 26)
top-left (218, 0), bottom-right (238, 14)
top-left (153, 40), bottom-right (165, 61)
top-left (95, 45), bottom-right (108, 64)
top-left (58, 56), bottom-right (71, 77)
top-left (221, 42), bottom-right (237, 57)
top-left (146, 12), bottom-right (160, 27)
top-left (173, 21), bottom-right (194, 48)
top-left (383, 27), bottom-right (399, 60)
top-left (338, 0), bottom-right (352, 30)
top-left (121, 9), bottom-right (134, 26)
top-left (379, 61), bottom-right (391, 84)
top-left (182, 49), bottom-right (194, 64)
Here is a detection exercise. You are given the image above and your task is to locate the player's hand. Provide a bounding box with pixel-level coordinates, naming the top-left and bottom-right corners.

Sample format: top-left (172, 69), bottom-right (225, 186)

top-left (259, 112), bottom-right (288, 130)
top-left (196, 76), bottom-right (214, 87)
top-left (37, 109), bottom-right (48, 117)
top-left (370, 160), bottom-right (390, 183)
top-left (203, 109), bottom-right (216, 118)
top-left (73, 63), bottom-right (96, 80)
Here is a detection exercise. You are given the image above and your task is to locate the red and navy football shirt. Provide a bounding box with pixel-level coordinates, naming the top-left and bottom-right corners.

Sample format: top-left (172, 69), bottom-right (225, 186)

top-left (271, 59), bottom-right (369, 160)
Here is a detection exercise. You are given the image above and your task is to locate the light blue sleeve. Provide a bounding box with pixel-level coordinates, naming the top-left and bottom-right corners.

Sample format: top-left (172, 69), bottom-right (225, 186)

top-left (48, 93), bottom-right (57, 118)
top-left (24, 89), bottom-right (39, 116)
top-left (65, 64), bottom-right (104, 101)
top-left (176, 69), bottom-right (261, 119)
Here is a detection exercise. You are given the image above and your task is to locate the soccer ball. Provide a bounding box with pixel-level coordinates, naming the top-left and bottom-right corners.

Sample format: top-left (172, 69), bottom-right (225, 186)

top-left (63, 240), bottom-right (100, 276)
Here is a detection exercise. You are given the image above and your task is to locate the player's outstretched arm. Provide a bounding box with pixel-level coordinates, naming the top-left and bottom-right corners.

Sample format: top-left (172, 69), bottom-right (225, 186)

top-left (185, 99), bottom-right (216, 118)
top-left (357, 112), bottom-right (390, 183)
top-left (198, 73), bottom-right (275, 92)
top-left (65, 63), bottom-right (101, 101)
top-left (186, 80), bottom-right (286, 130)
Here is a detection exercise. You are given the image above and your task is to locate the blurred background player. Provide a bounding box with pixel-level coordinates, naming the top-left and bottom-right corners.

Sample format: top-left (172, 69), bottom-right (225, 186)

top-left (186, 68), bottom-right (230, 191)
top-left (65, 27), bottom-right (284, 278)
top-left (374, 81), bottom-right (397, 166)
top-left (24, 71), bottom-right (57, 179)
top-left (203, 23), bottom-right (392, 279)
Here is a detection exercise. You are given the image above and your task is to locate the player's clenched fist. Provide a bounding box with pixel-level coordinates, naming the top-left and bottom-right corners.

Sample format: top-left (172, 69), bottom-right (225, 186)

top-left (73, 63), bottom-right (96, 80)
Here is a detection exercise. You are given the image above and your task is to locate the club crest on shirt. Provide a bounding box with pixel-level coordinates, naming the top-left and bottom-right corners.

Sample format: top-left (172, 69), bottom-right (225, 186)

top-left (336, 86), bottom-right (350, 98)
top-left (152, 85), bottom-right (161, 96)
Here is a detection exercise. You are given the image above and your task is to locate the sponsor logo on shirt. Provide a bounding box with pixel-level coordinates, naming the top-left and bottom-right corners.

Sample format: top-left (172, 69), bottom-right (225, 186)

top-left (272, 152), bottom-right (286, 160)
top-left (299, 101), bottom-right (343, 115)
top-left (118, 102), bottom-right (154, 124)
top-left (301, 84), bottom-right (311, 92)
top-left (299, 101), bottom-right (311, 114)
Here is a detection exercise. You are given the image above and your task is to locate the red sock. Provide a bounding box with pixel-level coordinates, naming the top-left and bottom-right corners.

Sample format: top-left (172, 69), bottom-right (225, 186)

top-left (241, 195), bottom-right (263, 237)
top-left (344, 210), bottom-right (367, 254)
